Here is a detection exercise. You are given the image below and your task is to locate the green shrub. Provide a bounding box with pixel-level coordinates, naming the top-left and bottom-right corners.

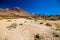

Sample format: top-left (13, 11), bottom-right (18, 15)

top-left (7, 22), bottom-right (17, 30)
top-left (34, 32), bottom-right (41, 40)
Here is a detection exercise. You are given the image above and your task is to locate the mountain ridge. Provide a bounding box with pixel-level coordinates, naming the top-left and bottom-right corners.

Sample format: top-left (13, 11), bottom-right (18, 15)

top-left (0, 7), bottom-right (36, 19)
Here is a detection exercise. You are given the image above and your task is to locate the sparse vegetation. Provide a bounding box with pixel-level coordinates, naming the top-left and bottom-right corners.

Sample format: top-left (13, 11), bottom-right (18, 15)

top-left (0, 8), bottom-right (60, 40)
top-left (7, 19), bottom-right (12, 22)
top-left (38, 15), bottom-right (60, 20)
top-left (19, 23), bottom-right (23, 25)
top-left (52, 32), bottom-right (59, 37)
top-left (24, 21), bottom-right (27, 23)
top-left (55, 23), bottom-right (60, 31)
top-left (34, 32), bottom-right (41, 40)
top-left (45, 23), bottom-right (52, 26)
top-left (26, 17), bottom-right (33, 20)
top-left (31, 21), bottom-right (32, 22)
top-left (6, 16), bottom-right (13, 19)
top-left (40, 22), bottom-right (43, 24)
top-left (14, 20), bottom-right (16, 21)
top-left (7, 22), bottom-right (17, 30)
top-left (56, 27), bottom-right (60, 31)
top-left (34, 19), bottom-right (37, 22)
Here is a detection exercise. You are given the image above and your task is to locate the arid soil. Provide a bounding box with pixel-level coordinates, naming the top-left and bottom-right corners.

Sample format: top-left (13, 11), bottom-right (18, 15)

top-left (0, 18), bottom-right (60, 40)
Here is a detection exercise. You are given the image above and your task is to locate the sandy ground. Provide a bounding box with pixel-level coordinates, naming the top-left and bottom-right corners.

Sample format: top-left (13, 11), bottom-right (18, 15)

top-left (0, 18), bottom-right (60, 40)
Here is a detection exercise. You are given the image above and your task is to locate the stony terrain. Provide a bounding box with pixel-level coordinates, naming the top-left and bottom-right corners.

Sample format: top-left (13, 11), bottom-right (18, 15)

top-left (0, 8), bottom-right (60, 40)
top-left (0, 18), bottom-right (60, 40)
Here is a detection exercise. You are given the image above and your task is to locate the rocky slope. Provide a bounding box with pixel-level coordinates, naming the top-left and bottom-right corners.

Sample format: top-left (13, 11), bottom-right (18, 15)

top-left (0, 7), bottom-right (36, 19)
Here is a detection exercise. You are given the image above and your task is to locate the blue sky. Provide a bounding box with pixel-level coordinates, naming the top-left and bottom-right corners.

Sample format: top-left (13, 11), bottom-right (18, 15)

top-left (0, 0), bottom-right (60, 15)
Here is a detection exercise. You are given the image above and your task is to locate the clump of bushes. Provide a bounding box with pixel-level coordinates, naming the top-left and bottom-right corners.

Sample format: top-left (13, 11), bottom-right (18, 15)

top-left (34, 32), bottom-right (41, 40)
top-left (7, 22), bottom-right (17, 30)
top-left (45, 23), bottom-right (52, 26)
top-left (52, 32), bottom-right (59, 37)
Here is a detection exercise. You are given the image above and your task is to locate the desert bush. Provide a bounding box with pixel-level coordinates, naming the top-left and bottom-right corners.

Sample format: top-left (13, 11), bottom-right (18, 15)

top-left (34, 32), bottom-right (41, 40)
top-left (56, 27), bottom-right (60, 31)
top-left (40, 22), bottom-right (43, 24)
top-left (19, 23), bottom-right (23, 25)
top-left (7, 22), bottom-right (17, 30)
top-left (55, 23), bottom-right (60, 31)
top-left (45, 23), bottom-right (52, 26)
top-left (52, 32), bottom-right (59, 37)
top-left (34, 19), bottom-right (37, 22)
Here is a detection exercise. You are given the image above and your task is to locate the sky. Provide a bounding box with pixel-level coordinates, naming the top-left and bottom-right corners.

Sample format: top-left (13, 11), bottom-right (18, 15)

top-left (0, 0), bottom-right (60, 15)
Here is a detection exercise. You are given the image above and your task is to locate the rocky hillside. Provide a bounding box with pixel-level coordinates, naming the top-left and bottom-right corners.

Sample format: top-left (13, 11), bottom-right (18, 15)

top-left (0, 7), bottom-right (36, 19)
top-left (0, 7), bottom-right (60, 20)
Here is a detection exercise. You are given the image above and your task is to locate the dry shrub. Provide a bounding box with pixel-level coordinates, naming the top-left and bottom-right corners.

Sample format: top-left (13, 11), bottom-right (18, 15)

top-left (55, 23), bottom-right (60, 31)
top-left (7, 22), bottom-right (17, 30)
top-left (45, 23), bottom-right (52, 26)
top-left (19, 23), bottom-right (23, 25)
top-left (34, 32), bottom-right (41, 40)
top-left (40, 22), bottom-right (43, 24)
